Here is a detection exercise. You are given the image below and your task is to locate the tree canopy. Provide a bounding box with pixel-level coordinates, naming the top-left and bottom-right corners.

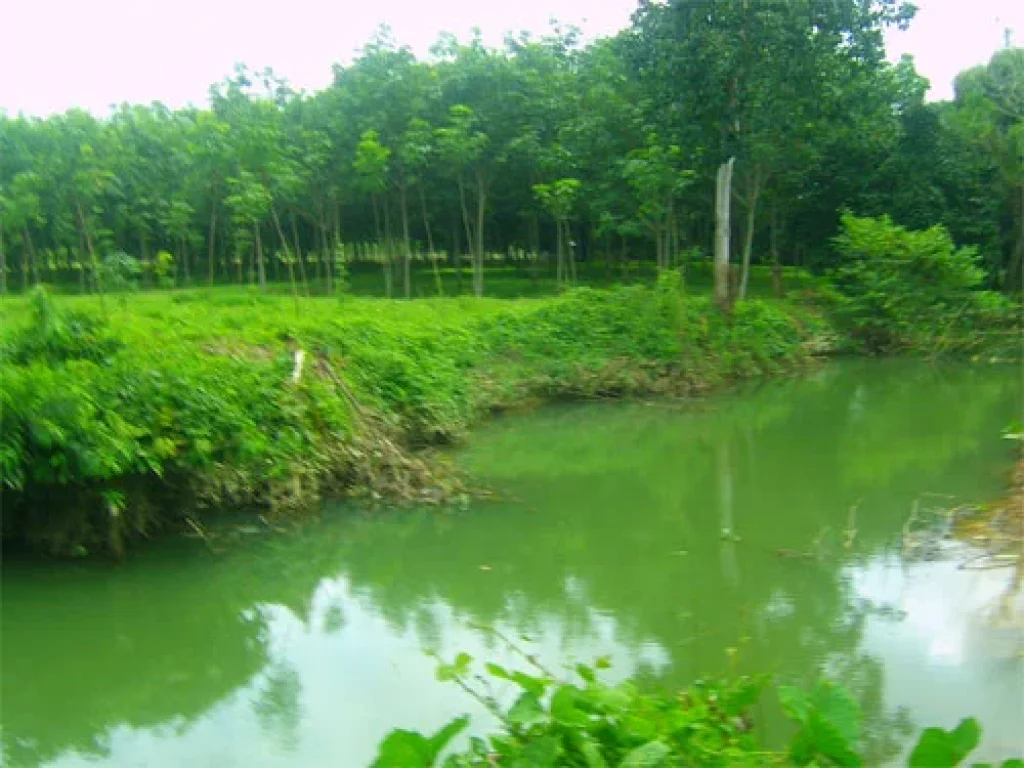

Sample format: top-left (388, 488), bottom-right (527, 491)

top-left (1, 5), bottom-right (1020, 296)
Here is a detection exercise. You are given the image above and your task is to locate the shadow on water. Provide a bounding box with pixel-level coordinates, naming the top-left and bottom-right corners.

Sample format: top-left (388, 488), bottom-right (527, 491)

top-left (2, 360), bottom-right (1021, 766)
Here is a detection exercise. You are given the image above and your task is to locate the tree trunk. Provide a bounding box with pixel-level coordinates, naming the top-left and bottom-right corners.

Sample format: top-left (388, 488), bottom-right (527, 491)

top-left (321, 223), bottom-right (334, 295)
top-left (418, 186), bottom-right (435, 255)
top-left (770, 204), bottom-right (783, 298)
top-left (714, 158), bottom-right (736, 310)
top-left (473, 169), bottom-right (486, 297)
top-left (566, 221), bottom-right (577, 284)
top-left (400, 179), bottom-right (411, 299)
top-left (254, 221), bottom-right (266, 291)
top-left (74, 199), bottom-right (100, 296)
top-left (208, 203), bottom-right (217, 286)
top-left (382, 196), bottom-right (393, 298)
top-left (555, 218), bottom-right (565, 285)
top-left (270, 207), bottom-right (299, 301)
top-left (738, 168), bottom-right (762, 301)
top-left (456, 176), bottom-right (474, 271)
top-left (291, 214), bottom-right (310, 293)
top-left (288, 215), bottom-right (307, 296)
top-left (451, 213), bottom-right (463, 294)
top-left (418, 187), bottom-right (442, 296)
top-left (181, 236), bottom-right (190, 284)
top-left (23, 226), bottom-right (39, 286)
top-left (138, 230), bottom-right (147, 285)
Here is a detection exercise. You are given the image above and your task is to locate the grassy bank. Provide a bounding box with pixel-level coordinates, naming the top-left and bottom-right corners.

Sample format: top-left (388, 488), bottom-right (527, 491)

top-left (1, 277), bottom-right (831, 555)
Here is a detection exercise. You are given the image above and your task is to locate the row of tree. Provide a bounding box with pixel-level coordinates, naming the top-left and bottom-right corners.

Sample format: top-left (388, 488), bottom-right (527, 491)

top-left (1, 0), bottom-right (1021, 297)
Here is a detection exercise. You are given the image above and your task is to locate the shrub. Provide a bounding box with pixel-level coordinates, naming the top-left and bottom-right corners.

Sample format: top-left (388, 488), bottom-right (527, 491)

top-left (98, 251), bottom-right (141, 293)
top-left (2, 287), bottom-right (121, 365)
top-left (830, 214), bottom-right (1016, 354)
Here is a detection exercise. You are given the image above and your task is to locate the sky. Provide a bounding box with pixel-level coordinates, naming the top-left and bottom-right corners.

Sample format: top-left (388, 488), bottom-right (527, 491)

top-left (0, 0), bottom-right (1021, 117)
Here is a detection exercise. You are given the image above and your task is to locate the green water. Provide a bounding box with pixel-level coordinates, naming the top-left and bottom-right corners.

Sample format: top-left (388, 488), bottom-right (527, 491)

top-left (2, 360), bottom-right (1022, 767)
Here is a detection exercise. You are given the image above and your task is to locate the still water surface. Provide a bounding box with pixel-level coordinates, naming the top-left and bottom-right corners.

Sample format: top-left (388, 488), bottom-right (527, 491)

top-left (2, 360), bottom-right (1022, 766)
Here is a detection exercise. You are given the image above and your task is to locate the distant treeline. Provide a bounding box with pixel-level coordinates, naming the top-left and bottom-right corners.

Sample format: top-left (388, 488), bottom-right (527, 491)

top-left (1, 1), bottom-right (1021, 296)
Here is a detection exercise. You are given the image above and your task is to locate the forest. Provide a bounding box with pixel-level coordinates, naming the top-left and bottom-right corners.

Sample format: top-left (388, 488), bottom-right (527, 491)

top-left (1, 1), bottom-right (1021, 298)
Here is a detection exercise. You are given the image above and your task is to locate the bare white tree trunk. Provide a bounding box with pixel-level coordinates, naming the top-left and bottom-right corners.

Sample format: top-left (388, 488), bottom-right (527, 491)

top-left (714, 158), bottom-right (736, 310)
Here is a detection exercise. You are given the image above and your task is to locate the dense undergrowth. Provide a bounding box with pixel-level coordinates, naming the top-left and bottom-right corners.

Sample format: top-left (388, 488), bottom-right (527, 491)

top-left (0, 276), bottom-right (831, 554)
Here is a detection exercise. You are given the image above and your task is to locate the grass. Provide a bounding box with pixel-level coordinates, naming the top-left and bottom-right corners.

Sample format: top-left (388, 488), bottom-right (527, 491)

top-left (0, 272), bottom-right (833, 555)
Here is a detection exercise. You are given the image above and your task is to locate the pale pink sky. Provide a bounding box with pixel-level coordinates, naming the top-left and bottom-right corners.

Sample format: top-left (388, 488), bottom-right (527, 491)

top-left (0, 0), bottom-right (1020, 116)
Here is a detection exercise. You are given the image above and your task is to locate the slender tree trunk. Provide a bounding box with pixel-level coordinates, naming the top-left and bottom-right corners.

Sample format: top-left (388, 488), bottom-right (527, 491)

top-left (566, 221), bottom-right (577, 284)
top-left (0, 229), bottom-right (6, 294)
top-left (474, 170), bottom-right (486, 297)
top-left (738, 168), bottom-right (762, 301)
top-left (556, 218), bottom-right (565, 285)
top-left (714, 158), bottom-right (736, 310)
top-left (400, 179), bottom-right (411, 299)
top-left (418, 186), bottom-right (434, 255)
top-left (208, 203), bottom-right (217, 286)
top-left (620, 233), bottom-right (629, 278)
top-left (456, 176), bottom-right (474, 264)
top-left (23, 226), bottom-right (39, 285)
top-left (138, 230), bottom-right (150, 288)
top-left (288, 214), bottom-right (308, 295)
top-left (74, 199), bottom-right (100, 296)
top-left (770, 204), bottom-right (783, 298)
top-left (451, 213), bottom-right (463, 294)
top-left (181, 236), bottom-right (190, 284)
top-left (254, 221), bottom-right (266, 291)
top-left (270, 207), bottom-right (300, 301)
top-left (321, 223), bottom-right (333, 295)
top-left (292, 213), bottom-right (314, 290)
top-left (418, 186), bottom-right (441, 295)
top-left (383, 196), bottom-right (395, 298)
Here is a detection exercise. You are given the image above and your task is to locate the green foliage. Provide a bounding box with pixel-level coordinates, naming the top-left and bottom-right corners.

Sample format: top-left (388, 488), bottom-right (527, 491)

top-left (153, 250), bottom-right (175, 289)
top-left (0, 285), bottom-right (829, 553)
top-left (374, 653), bottom-right (1022, 768)
top-left (376, 653), bottom-right (772, 768)
top-left (2, 12), bottom-right (1015, 302)
top-left (780, 682), bottom-right (861, 766)
top-left (3, 287), bottom-right (122, 364)
top-left (830, 214), bottom-right (1017, 354)
top-left (98, 250), bottom-right (142, 293)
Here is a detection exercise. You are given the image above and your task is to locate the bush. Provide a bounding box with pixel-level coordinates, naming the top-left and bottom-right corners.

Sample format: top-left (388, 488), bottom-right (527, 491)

top-left (2, 287), bottom-right (121, 364)
top-left (830, 214), bottom-right (1016, 354)
top-left (98, 251), bottom-right (142, 293)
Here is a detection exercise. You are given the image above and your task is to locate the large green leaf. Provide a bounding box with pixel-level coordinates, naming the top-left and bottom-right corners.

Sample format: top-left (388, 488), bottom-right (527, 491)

top-left (724, 674), bottom-right (770, 716)
top-left (810, 681), bottom-right (860, 746)
top-left (779, 685), bottom-right (811, 724)
top-left (550, 684), bottom-right (590, 727)
top-left (909, 718), bottom-right (981, 768)
top-left (618, 740), bottom-right (671, 768)
top-left (426, 716), bottom-right (470, 761)
top-left (507, 691), bottom-right (545, 727)
top-left (372, 729), bottom-right (432, 768)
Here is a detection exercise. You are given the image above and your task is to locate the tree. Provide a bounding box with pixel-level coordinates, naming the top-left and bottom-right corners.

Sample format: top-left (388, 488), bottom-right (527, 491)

top-left (622, 135), bottom-right (693, 270)
top-left (435, 105), bottom-right (488, 296)
top-left (224, 171), bottom-right (271, 289)
top-left (353, 129), bottom-right (393, 295)
top-left (533, 178), bottom-right (581, 285)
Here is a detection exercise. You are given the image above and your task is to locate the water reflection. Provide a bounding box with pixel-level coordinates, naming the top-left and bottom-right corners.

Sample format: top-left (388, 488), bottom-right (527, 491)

top-left (1, 360), bottom-right (1020, 767)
